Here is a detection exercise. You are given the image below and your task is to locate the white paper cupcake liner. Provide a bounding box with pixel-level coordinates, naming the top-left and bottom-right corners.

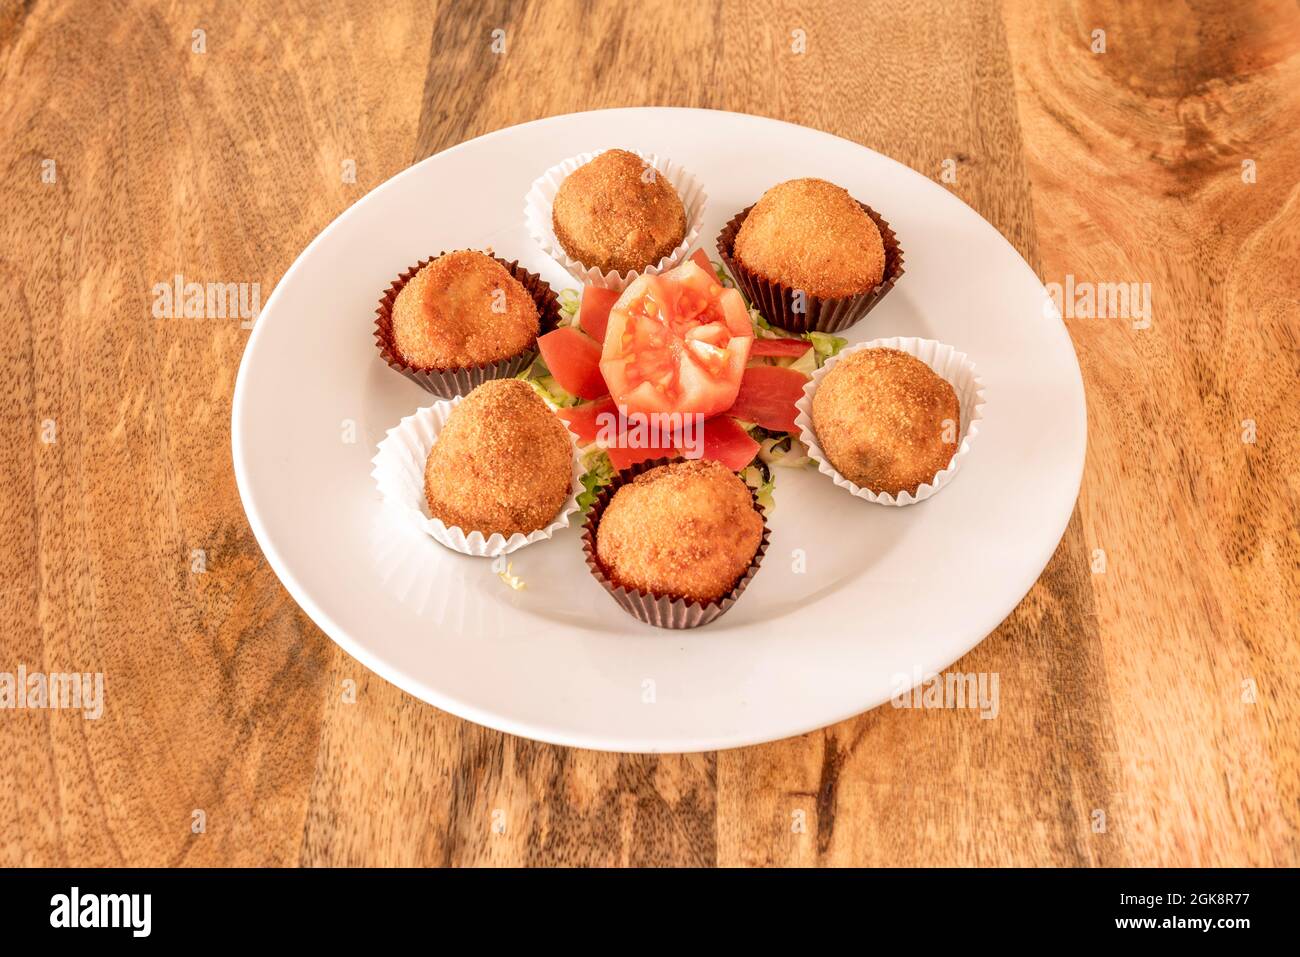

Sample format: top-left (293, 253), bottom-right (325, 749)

top-left (523, 148), bottom-right (708, 291)
top-left (793, 337), bottom-right (986, 506)
top-left (370, 397), bottom-right (584, 556)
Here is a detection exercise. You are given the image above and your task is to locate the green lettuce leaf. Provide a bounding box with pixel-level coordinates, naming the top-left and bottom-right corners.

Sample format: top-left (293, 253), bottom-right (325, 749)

top-left (557, 287), bottom-right (581, 324)
top-left (806, 331), bottom-right (848, 367)
top-left (739, 461), bottom-right (776, 511)
top-left (577, 448), bottom-right (616, 512)
top-left (518, 361), bottom-right (579, 409)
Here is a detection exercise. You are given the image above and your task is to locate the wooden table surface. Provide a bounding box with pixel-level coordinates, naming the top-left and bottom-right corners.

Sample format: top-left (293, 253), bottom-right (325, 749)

top-left (2, 0), bottom-right (1297, 867)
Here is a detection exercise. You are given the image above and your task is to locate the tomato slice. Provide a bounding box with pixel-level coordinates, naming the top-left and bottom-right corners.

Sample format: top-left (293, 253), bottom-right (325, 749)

top-left (727, 365), bottom-right (810, 434)
top-left (699, 416), bottom-right (760, 471)
top-left (557, 399), bottom-right (681, 470)
top-left (750, 337), bottom-right (812, 358)
top-left (607, 438), bottom-right (678, 471)
top-left (599, 414), bottom-right (760, 471)
top-left (578, 286), bottom-right (619, 344)
top-left (538, 327), bottom-right (608, 400)
top-left (688, 248), bottom-right (718, 280)
top-left (601, 261), bottom-right (754, 419)
top-left (556, 397), bottom-right (617, 445)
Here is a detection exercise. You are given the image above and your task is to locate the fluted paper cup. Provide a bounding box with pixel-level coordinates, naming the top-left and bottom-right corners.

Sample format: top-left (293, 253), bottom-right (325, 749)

top-left (794, 337), bottom-right (985, 506)
top-left (716, 199), bottom-right (904, 334)
top-left (371, 397), bottom-right (584, 556)
top-left (524, 148), bottom-right (707, 291)
top-left (580, 457), bottom-right (770, 629)
top-left (373, 252), bottom-right (561, 399)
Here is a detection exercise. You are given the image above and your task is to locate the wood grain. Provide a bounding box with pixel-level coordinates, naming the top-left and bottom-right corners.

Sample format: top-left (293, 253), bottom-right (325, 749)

top-left (0, 0), bottom-right (1295, 866)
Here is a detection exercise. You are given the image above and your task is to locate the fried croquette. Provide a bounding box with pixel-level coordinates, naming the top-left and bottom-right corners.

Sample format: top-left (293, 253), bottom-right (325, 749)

top-left (552, 149), bottom-right (687, 275)
top-left (392, 250), bottom-right (540, 370)
top-left (424, 379), bottom-right (573, 536)
top-left (812, 348), bottom-right (960, 496)
top-left (596, 460), bottom-right (763, 603)
top-left (734, 178), bottom-right (885, 299)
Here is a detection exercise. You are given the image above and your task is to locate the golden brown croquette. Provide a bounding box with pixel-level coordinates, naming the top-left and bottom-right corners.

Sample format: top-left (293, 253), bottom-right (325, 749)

top-left (734, 178), bottom-right (885, 299)
top-left (595, 460), bottom-right (763, 603)
top-left (812, 348), bottom-right (960, 496)
top-left (424, 379), bottom-right (573, 536)
top-left (552, 149), bottom-right (687, 275)
top-left (392, 250), bottom-right (540, 370)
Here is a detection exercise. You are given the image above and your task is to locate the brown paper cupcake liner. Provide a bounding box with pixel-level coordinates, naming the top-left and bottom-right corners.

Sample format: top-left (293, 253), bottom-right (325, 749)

top-left (580, 457), bottom-right (771, 630)
top-left (373, 251), bottom-right (562, 398)
top-left (715, 200), bottom-right (904, 335)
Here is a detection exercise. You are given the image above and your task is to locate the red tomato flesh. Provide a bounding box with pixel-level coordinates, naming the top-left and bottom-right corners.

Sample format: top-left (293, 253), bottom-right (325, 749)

top-left (601, 416), bottom-right (759, 472)
top-left (556, 398), bottom-right (617, 445)
top-left (578, 286), bottom-right (619, 344)
top-left (607, 439), bottom-right (678, 472)
top-left (727, 365), bottom-right (810, 435)
top-left (688, 248), bottom-right (718, 280)
top-left (538, 327), bottom-right (608, 400)
top-left (750, 337), bottom-right (812, 358)
top-left (700, 416), bottom-right (760, 471)
top-left (600, 261), bottom-right (754, 419)
top-left (557, 399), bottom-right (682, 470)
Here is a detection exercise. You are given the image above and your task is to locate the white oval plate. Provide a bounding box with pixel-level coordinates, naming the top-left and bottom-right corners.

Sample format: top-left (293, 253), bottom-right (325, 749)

top-left (232, 108), bottom-right (1086, 753)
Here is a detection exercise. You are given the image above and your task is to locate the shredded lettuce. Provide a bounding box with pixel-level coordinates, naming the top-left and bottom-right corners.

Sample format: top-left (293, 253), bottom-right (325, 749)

top-left (518, 361), bottom-right (579, 409)
top-left (745, 424), bottom-right (812, 470)
top-left (739, 462), bottom-right (776, 511)
top-left (534, 375), bottom-right (578, 408)
top-left (495, 560), bottom-right (527, 591)
top-left (577, 448), bottom-right (616, 512)
top-left (807, 331), bottom-right (847, 367)
top-left (557, 287), bottom-right (581, 324)
top-left (759, 435), bottom-right (812, 469)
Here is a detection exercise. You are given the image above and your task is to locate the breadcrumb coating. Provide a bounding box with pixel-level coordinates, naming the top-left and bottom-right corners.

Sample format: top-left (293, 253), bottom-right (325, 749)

top-left (424, 379), bottom-right (573, 536)
top-left (734, 178), bottom-right (885, 299)
top-left (392, 250), bottom-right (539, 370)
top-left (596, 460), bottom-right (763, 603)
top-left (552, 149), bottom-right (687, 274)
top-left (812, 348), bottom-right (960, 495)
